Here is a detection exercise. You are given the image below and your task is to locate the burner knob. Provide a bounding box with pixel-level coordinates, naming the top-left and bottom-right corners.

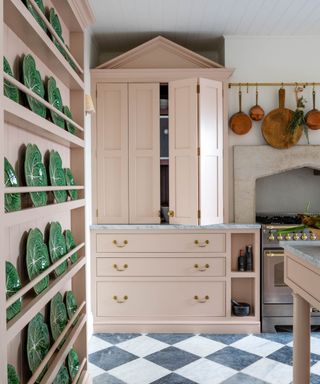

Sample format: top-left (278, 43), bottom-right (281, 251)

top-left (293, 233), bottom-right (300, 241)
top-left (310, 233), bottom-right (317, 241)
top-left (277, 234), bottom-right (283, 241)
top-left (285, 234), bottom-right (292, 241)
top-left (268, 232), bottom-right (275, 241)
top-left (301, 233), bottom-right (308, 240)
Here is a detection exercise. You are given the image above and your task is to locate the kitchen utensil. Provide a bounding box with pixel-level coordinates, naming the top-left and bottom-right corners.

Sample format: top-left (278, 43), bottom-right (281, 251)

top-left (249, 86), bottom-right (265, 121)
top-left (49, 150), bottom-right (67, 203)
top-left (23, 55), bottom-right (46, 118)
top-left (4, 157), bottom-right (21, 212)
top-left (27, 313), bottom-right (50, 379)
top-left (231, 301), bottom-right (251, 316)
top-left (305, 87), bottom-right (320, 130)
top-left (26, 228), bottom-right (50, 295)
top-left (68, 349), bottom-right (80, 380)
top-left (49, 222), bottom-right (67, 276)
top-left (229, 88), bottom-right (252, 135)
top-left (6, 261), bottom-right (22, 321)
top-left (25, 144), bottom-right (48, 207)
top-left (261, 88), bottom-right (302, 149)
top-left (50, 292), bottom-right (68, 342)
top-left (65, 230), bottom-right (78, 264)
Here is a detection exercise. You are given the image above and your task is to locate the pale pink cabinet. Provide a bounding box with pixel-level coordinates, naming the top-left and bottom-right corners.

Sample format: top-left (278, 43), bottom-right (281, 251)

top-left (96, 83), bottom-right (160, 224)
top-left (169, 78), bottom-right (223, 225)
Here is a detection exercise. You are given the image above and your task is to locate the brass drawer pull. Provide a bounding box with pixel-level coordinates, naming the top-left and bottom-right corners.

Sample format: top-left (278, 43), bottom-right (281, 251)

top-left (113, 263), bottom-right (128, 272)
top-left (113, 240), bottom-right (128, 248)
top-left (194, 239), bottom-right (209, 247)
top-left (194, 263), bottom-right (210, 272)
top-left (113, 295), bottom-right (128, 303)
top-left (194, 295), bottom-right (210, 303)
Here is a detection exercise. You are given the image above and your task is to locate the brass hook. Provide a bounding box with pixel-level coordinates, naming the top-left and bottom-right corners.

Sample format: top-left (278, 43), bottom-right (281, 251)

top-left (246, 82), bottom-right (249, 93)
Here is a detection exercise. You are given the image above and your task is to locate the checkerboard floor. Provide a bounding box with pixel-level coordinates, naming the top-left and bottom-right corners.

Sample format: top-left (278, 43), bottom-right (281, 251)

top-left (88, 333), bottom-right (320, 384)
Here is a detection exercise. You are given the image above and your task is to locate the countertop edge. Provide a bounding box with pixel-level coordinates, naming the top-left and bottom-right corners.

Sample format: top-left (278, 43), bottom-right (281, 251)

top-left (281, 241), bottom-right (320, 269)
top-left (90, 224), bottom-right (261, 230)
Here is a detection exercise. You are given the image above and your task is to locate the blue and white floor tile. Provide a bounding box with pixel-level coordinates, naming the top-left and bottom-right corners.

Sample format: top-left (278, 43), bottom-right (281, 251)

top-left (89, 333), bottom-right (320, 384)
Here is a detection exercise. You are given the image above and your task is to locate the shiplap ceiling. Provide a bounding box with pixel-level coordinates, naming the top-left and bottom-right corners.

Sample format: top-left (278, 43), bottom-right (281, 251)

top-left (90, 0), bottom-right (320, 53)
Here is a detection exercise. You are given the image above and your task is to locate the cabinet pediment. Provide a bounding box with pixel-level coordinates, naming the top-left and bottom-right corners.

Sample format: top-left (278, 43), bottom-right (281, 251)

top-left (96, 36), bottom-right (223, 69)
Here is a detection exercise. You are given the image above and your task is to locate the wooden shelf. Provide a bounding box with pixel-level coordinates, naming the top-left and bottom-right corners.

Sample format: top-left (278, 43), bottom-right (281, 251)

top-left (7, 256), bottom-right (86, 341)
top-left (28, 302), bottom-right (86, 384)
top-left (4, 0), bottom-right (84, 90)
top-left (51, 0), bottom-right (85, 32)
top-left (4, 199), bottom-right (85, 227)
top-left (5, 186), bottom-right (84, 193)
top-left (4, 98), bottom-right (84, 148)
top-left (230, 272), bottom-right (256, 278)
top-left (39, 314), bottom-right (87, 383)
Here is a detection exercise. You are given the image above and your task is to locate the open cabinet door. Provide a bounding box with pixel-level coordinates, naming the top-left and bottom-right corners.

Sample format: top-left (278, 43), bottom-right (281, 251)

top-left (96, 83), bottom-right (129, 223)
top-left (198, 78), bottom-right (224, 224)
top-left (169, 78), bottom-right (198, 224)
top-left (129, 83), bottom-right (160, 223)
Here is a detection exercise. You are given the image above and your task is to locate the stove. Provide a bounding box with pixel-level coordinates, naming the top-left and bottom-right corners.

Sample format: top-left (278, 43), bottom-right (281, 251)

top-left (257, 213), bottom-right (320, 332)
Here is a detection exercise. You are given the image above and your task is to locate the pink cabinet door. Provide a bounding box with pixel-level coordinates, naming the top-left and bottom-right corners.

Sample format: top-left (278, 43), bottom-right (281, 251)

top-left (97, 83), bottom-right (129, 223)
top-left (198, 78), bottom-right (223, 224)
top-left (129, 83), bottom-right (160, 224)
top-left (169, 78), bottom-right (198, 225)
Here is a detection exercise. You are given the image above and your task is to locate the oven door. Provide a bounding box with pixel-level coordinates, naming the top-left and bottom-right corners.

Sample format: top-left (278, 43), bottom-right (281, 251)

top-left (263, 248), bottom-right (293, 304)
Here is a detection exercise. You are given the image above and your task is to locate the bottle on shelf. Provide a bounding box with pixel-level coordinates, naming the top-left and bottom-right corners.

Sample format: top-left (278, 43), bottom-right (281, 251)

top-left (245, 245), bottom-right (253, 271)
top-left (237, 249), bottom-right (246, 272)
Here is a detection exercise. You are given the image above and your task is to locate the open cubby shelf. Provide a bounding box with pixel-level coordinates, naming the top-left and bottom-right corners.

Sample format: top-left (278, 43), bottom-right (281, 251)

top-left (231, 277), bottom-right (256, 317)
top-left (231, 232), bottom-right (256, 272)
top-left (1, 1), bottom-right (93, 382)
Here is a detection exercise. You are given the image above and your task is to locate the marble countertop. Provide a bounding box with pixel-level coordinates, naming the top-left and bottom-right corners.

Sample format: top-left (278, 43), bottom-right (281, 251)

top-left (281, 241), bottom-right (320, 269)
top-left (90, 223), bottom-right (261, 230)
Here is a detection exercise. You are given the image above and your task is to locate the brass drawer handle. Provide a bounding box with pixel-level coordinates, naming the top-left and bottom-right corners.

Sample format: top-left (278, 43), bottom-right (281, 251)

top-left (194, 295), bottom-right (210, 303)
top-left (113, 295), bottom-right (128, 303)
top-left (113, 240), bottom-right (128, 248)
top-left (194, 239), bottom-right (209, 247)
top-left (113, 263), bottom-right (128, 272)
top-left (168, 210), bottom-right (175, 217)
top-left (194, 263), bottom-right (210, 272)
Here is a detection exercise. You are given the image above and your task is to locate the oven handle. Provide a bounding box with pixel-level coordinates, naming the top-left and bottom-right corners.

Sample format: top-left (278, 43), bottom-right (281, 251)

top-left (265, 225), bottom-right (302, 230)
top-left (264, 250), bottom-right (285, 257)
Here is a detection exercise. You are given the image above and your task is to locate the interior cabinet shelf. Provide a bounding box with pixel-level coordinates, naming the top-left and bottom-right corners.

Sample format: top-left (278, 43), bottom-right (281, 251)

top-left (4, 98), bottom-right (85, 148)
top-left (6, 256), bottom-right (86, 342)
top-left (230, 272), bottom-right (256, 278)
top-left (4, 0), bottom-right (84, 90)
top-left (4, 199), bottom-right (85, 227)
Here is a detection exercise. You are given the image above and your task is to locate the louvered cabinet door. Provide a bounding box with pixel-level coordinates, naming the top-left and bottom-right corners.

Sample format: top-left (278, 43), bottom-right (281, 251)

top-left (169, 78), bottom-right (198, 225)
top-left (96, 83), bottom-right (129, 223)
top-left (198, 78), bottom-right (224, 224)
top-left (129, 83), bottom-right (160, 224)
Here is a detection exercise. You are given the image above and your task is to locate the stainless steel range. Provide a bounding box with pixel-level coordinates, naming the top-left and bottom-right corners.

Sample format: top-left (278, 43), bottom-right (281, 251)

top-left (257, 213), bottom-right (320, 332)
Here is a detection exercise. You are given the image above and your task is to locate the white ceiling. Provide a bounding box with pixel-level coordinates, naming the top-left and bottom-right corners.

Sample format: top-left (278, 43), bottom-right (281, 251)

top-left (90, 0), bottom-right (320, 54)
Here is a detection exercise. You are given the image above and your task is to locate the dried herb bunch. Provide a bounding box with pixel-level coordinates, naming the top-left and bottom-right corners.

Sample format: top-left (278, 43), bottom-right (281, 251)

top-left (288, 87), bottom-right (309, 143)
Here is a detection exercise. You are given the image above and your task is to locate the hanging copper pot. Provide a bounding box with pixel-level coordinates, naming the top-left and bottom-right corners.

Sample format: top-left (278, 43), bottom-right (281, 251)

top-left (305, 86), bottom-right (320, 130)
top-left (229, 88), bottom-right (252, 135)
top-left (249, 85), bottom-right (265, 121)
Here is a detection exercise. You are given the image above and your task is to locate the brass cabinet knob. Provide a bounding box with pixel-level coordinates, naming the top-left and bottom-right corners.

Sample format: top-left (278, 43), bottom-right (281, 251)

top-left (194, 295), bottom-right (209, 303)
top-left (194, 263), bottom-right (210, 272)
top-left (113, 295), bottom-right (128, 303)
top-left (113, 263), bottom-right (128, 272)
top-left (194, 239), bottom-right (209, 247)
top-left (113, 240), bottom-right (128, 248)
top-left (168, 210), bottom-right (175, 217)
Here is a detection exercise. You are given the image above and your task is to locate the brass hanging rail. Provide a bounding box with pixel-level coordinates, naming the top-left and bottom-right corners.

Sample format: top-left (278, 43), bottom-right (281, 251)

top-left (228, 82), bottom-right (320, 88)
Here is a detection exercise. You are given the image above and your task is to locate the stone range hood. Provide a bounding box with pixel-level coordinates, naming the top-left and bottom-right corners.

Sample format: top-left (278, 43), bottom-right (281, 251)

top-left (234, 145), bottom-right (320, 223)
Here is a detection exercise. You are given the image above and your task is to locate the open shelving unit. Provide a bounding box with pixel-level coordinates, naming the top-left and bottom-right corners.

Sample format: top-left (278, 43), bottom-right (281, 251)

top-left (0, 0), bottom-right (94, 382)
top-left (229, 230), bottom-right (260, 327)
